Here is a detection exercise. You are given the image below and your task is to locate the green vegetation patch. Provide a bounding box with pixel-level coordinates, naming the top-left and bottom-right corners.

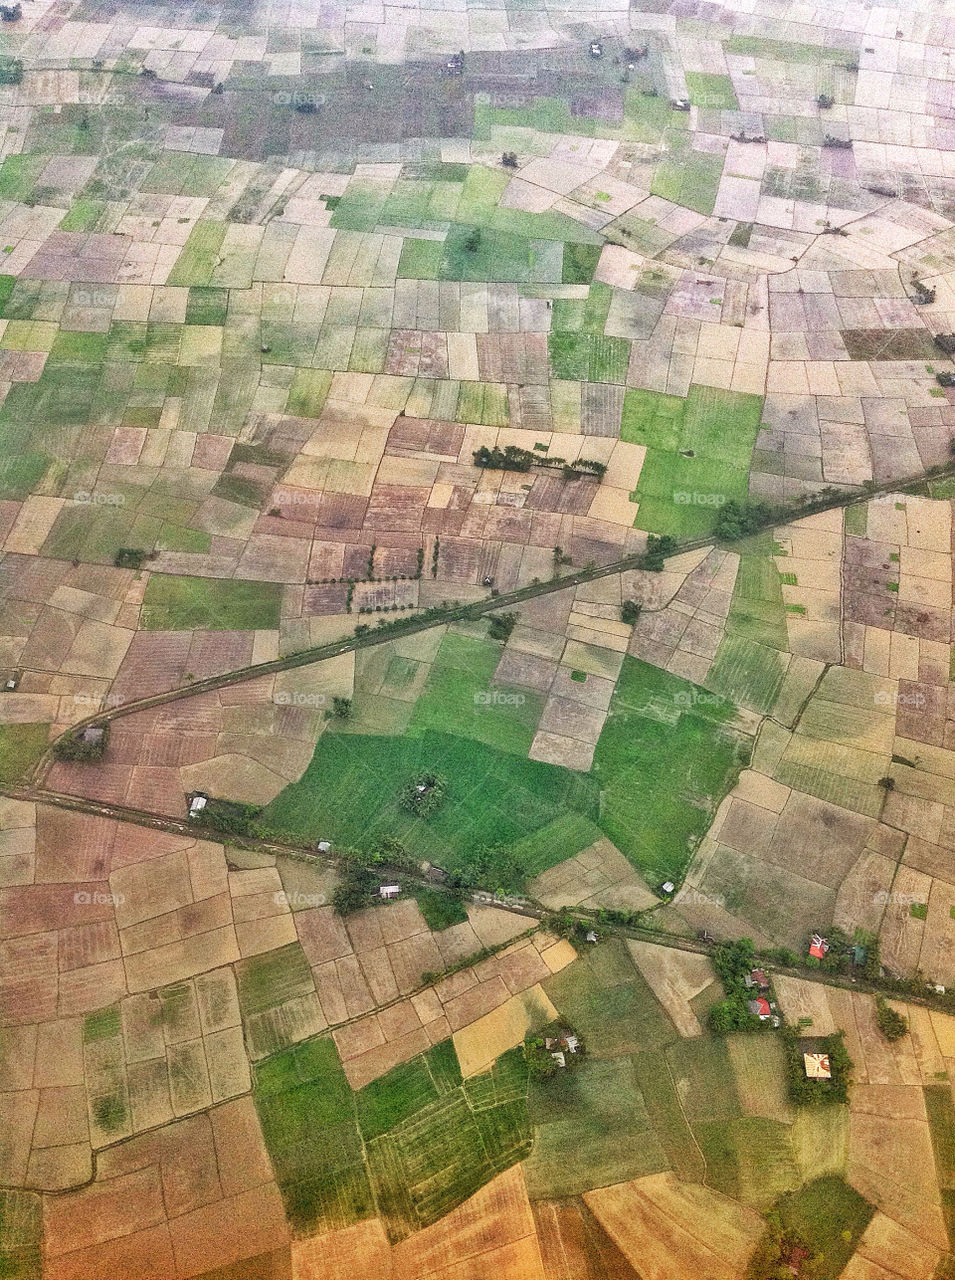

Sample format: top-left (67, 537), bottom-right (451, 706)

top-left (524, 1054), bottom-right (668, 1198)
top-left (0, 1189), bottom-right (42, 1280)
top-left (592, 657), bottom-right (745, 886)
top-left (544, 939), bottom-right (677, 1057)
top-left (407, 631), bottom-right (544, 756)
top-left (724, 35), bottom-right (856, 64)
top-left (356, 1040), bottom-right (461, 1140)
top-left (651, 131), bottom-right (724, 215)
top-left (686, 71), bottom-right (739, 110)
top-left (263, 730), bottom-right (598, 889)
top-left (253, 1037), bottom-right (372, 1235)
top-left (414, 888), bottom-right (468, 932)
top-left (926, 1084), bottom-right (955, 1192)
top-left (771, 1176), bottom-right (874, 1279)
top-left (548, 331), bottom-right (630, 383)
top-left (627, 385), bottom-right (764, 537)
top-left (367, 1047), bottom-right (530, 1241)
top-left (140, 574), bottom-right (282, 631)
top-left (562, 242), bottom-right (602, 285)
top-left (185, 286), bottom-right (229, 326)
top-left (166, 220), bottom-right (228, 287)
top-left (0, 723), bottom-right (50, 783)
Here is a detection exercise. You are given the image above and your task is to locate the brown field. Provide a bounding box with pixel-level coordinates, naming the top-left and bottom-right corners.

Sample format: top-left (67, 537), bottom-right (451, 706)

top-left (625, 942), bottom-right (716, 1038)
top-left (584, 1173), bottom-right (764, 1280)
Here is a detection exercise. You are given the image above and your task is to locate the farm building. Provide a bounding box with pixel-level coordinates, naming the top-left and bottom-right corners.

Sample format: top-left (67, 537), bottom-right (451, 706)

top-left (379, 884), bottom-right (400, 899)
top-left (803, 1053), bottom-right (832, 1080)
top-left (187, 793), bottom-right (208, 818)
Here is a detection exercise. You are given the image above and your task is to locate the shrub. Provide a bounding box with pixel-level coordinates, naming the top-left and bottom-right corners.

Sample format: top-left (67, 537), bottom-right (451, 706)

top-left (399, 771), bottom-right (447, 815)
top-left (875, 996), bottom-right (907, 1042)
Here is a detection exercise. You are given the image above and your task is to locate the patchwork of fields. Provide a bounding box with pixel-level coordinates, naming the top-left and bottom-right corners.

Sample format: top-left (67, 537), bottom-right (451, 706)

top-left (3, 0), bottom-right (955, 1275)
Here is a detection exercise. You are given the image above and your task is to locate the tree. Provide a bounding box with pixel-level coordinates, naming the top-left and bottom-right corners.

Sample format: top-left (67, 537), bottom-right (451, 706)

top-left (642, 534), bottom-right (677, 571)
top-left (621, 599), bottom-right (642, 624)
top-left (875, 996), bottom-right (908, 1042)
top-left (463, 228), bottom-right (482, 253)
top-left (332, 696), bottom-right (352, 719)
top-left (332, 864), bottom-right (377, 916)
top-left (714, 499), bottom-right (773, 542)
top-left (488, 611), bottom-right (518, 641)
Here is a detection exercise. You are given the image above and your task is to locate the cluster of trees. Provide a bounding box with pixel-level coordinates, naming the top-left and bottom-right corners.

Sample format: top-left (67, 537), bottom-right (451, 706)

top-left (52, 723), bottom-right (110, 763)
top-left (804, 925), bottom-right (880, 979)
top-left (487, 611), bottom-right (518, 641)
top-left (620, 599), bottom-right (642, 624)
top-left (746, 1224), bottom-right (822, 1280)
top-left (708, 937), bottom-right (768, 1035)
top-left (332, 863), bottom-right (378, 915)
top-left (114, 547), bottom-right (147, 569)
top-left (523, 1024), bottom-right (585, 1082)
top-left (713, 499), bottom-right (775, 542)
top-left (189, 797), bottom-right (261, 838)
top-left (452, 843), bottom-right (524, 897)
top-left (472, 445), bottom-right (606, 481)
top-left (781, 1027), bottom-right (853, 1106)
top-left (399, 771), bottom-right (447, 816)
top-left (641, 533), bottom-right (677, 571)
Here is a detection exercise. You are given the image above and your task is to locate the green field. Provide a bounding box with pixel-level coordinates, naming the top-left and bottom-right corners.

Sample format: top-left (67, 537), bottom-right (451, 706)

top-left (253, 1037), bottom-right (372, 1235)
top-left (407, 631), bottom-right (543, 756)
top-left (262, 729), bottom-right (599, 882)
top-left (0, 723), bottom-right (50, 783)
top-left (524, 1055), bottom-right (669, 1198)
top-left (592, 657), bottom-right (747, 886)
top-left (625, 385), bottom-right (764, 537)
top-left (651, 132), bottom-right (725, 215)
top-left (266, 649), bottom-right (747, 892)
top-left (364, 1046), bottom-right (531, 1240)
top-left (0, 1189), bottom-right (42, 1280)
top-left (356, 1040), bottom-right (461, 1140)
top-left (543, 939), bottom-right (677, 1058)
top-left (686, 72), bottom-right (739, 110)
top-left (140, 574), bottom-right (283, 631)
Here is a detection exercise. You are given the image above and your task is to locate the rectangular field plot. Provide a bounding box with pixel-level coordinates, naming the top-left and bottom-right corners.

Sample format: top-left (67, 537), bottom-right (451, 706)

top-left (140, 575), bottom-right (283, 631)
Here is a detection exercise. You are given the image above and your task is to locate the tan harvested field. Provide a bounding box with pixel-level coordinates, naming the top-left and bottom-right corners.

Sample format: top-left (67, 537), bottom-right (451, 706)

top-left (625, 941), bottom-right (716, 1038)
top-left (584, 1174), bottom-right (764, 1280)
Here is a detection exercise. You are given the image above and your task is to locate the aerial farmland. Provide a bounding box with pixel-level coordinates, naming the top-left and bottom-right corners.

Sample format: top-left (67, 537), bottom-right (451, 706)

top-left (2, 0), bottom-right (955, 1277)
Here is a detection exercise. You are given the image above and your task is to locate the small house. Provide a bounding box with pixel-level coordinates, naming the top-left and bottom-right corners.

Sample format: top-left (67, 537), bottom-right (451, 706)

top-left (809, 934), bottom-right (829, 960)
top-left (585, 930), bottom-right (598, 944)
top-left (933, 984), bottom-right (946, 995)
top-left (3, 674), bottom-right (18, 691)
top-left (316, 840), bottom-right (331, 853)
top-left (661, 880), bottom-right (675, 895)
top-left (747, 997), bottom-right (772, 1020)
top-left (187, 794), bottom-right (208, 818)
top-left (803, 1053), bottom-right (832, 1080)
top-left (588, 40), bottom-right (603, 58)
top-left (551, 1050), bottom-right (566, 1067)
top-left (744, 968), bottom-right (769, 990)
top-left (565, 1035), bottom-right (580, 1054)
top-left (78, 725), bottom-right (104, 746)
top-left (379, 884), bottom-right (400, 900)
